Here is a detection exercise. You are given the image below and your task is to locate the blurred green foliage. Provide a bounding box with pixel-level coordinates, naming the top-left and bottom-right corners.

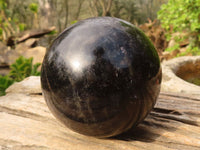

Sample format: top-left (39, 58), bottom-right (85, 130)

top-left (0, 75), bottom-right (14, 96)
top-left (165, 44), bottom-right (180, 52)
top-left (0, 0), bottom-right (167, 40)
top-left (0, 0), bottom-right (38, 41)
top-left (158, 0), bottom-right (200, 55)
top-left (187, 77), bottom-right (200, 86)
top-left (0, 0), bottom-right (20, 40)
top-left (18, 23), bottom-right (26, 31)
top-left (9, 56), bottom-right (41, 82)
top-left (0, 56), bottom-right (41, 96)
top-left (29, 3), bottom-right (38, 13)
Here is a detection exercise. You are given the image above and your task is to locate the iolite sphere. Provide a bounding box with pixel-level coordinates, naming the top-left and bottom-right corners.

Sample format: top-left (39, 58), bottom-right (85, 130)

top-left (41, 17), bottom-right (162, 138)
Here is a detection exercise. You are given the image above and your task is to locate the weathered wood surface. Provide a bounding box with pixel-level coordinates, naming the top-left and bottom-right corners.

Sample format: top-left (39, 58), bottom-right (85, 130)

top-left (0, 77), bottom-right (199, 150)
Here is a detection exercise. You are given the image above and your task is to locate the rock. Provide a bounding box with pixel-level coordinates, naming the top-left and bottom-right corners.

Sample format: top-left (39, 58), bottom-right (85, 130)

top-left (0, 43), bottom-right (29, 67)
top-left (24, 38), bottom-right (38, 47)
top-left (0, 76), bottom-right (200, 149)
top-left (15, 43), bottom-right (30, 53)
top-left (161, 56), bottom-right (200, 95)
top-left (23, 46), bottom-right (46, 64)
top-left (0, 46), bottom-right (46, 68)
top-left (167, 39), bottom-right (176, 48)
top-left (6, 76), bottom-right (41, 94)
top-left (0, 41), bottom-right (7, 53)
top-left (4, 49), bottom-right (21, 65)
top-left (0, 42), bottom-right (10, 67)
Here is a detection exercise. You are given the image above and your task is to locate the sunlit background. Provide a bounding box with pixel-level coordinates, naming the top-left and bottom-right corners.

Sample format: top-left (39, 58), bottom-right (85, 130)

top-left (0, 0), bottom-right (167, 38)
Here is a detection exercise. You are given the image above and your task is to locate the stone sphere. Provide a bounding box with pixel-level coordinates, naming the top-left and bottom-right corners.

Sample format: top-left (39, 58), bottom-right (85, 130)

top-left (41, 17), bottom-right (162, 138)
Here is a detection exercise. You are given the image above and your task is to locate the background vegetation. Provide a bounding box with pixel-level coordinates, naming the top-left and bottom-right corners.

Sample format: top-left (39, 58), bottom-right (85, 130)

top-left (158, 0), bottom-right (200, 55)
top-left (0, 0), bottom-right (167, 40)
top-left (0, 56), bottom-right (41, 96)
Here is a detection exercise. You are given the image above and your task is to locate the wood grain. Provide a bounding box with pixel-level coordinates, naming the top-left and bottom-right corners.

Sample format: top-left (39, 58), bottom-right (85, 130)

top-left (0, 91), bottom-right (199, 150)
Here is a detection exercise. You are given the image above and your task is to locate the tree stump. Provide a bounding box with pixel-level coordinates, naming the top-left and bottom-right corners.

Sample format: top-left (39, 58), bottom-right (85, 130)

top-left (0, 76), bottom-right (200, 150)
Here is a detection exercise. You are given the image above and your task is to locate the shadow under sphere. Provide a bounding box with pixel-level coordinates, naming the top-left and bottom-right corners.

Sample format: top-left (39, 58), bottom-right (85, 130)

top-left (41, 17), bottom-right (162, 138)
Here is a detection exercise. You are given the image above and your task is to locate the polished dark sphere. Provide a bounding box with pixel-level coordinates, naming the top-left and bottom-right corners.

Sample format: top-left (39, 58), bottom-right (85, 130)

top-left (41, 17), bottom-right (162, 138)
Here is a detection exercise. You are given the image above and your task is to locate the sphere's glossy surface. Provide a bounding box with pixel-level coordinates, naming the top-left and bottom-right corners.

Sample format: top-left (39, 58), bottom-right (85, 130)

top-left (41, 17), bottom-right (162, 138)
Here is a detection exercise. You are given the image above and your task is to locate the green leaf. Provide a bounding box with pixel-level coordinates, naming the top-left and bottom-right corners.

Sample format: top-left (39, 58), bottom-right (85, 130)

top-left (158, 0), bottom-right (200, 53)
top-left (19, 23), bottom-right (26, 31)
top-left (8, 56), bottom-right (41, 82)
top-left (29, 3), bottom-right (38, 13)
top-left (0, 75), bottom-right (14, 96)
top-left (31, 63), bottom-right (41, 76)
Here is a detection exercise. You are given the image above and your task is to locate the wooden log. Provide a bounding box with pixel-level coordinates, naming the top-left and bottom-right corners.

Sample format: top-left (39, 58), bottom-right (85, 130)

top-left (17, 26), bottom-right (56, 43)
top-left (0, 78), bottom-right (199, 150)
top-left (6, 26), bottom-right (56, 46)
